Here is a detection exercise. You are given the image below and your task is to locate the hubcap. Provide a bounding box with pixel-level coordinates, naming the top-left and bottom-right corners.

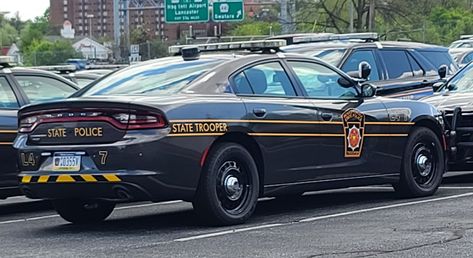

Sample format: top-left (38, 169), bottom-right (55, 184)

top-left (224, 175), bottom-right (243, 201)
top-left (416, 154), bottom-right (432, 177)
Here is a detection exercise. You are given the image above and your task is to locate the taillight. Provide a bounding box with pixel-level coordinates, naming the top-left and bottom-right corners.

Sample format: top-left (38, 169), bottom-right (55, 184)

top-left (19, 110), bottom-right (167, 132)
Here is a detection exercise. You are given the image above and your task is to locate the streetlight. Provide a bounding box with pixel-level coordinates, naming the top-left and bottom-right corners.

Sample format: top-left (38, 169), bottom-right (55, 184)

top-left (86, 14), bottom-right (94, 38)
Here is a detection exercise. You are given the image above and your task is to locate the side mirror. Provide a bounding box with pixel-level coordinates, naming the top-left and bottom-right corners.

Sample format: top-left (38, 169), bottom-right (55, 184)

top-left (361, 83), bottom-right (376, 98)
top-left (432, 81), bottom-right (444, 92)
top-left (438, 65), bottom-right (447, 79)
top-left (359, 61), bottom-right (371, 80)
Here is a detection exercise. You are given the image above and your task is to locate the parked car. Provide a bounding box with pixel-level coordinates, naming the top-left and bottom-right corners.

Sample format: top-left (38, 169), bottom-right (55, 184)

top-left (281, 33), bottom-right (458, 99)
top-left (449, 35), bottom-right (473, 49)
top-left (0, 58), bottom-right (79, 199)
top-left (449, 48), bottom-right (473, 68)
top-left (15, 41), bottom-right (445, 225)
top-left (421, 61), bottom-right (473, 171)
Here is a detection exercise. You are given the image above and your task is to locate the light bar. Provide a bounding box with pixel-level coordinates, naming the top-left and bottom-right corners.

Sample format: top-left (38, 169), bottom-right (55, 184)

top-left (293, 32), bottom-right (379, 44)
top-left (169, 39), bottom-right (287, 55)
top-left (0, 56), bottom-right (16, 67)
top-left (30, 65), bottom-right (77, 73)
top-left (86, 64), bottom-right (128, 70)
top-left (460, 35), bottom-right (473, 40)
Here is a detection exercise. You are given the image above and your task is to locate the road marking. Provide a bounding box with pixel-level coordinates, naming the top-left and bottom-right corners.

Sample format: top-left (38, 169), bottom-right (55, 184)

top-left (174, 223), bottom-right (283, 242)
top-left (353, 186), bottom-right (473, 190)
top-left (173, 192), bottom-right (473, 242)
top-left (115, 200), bottom-right (182, 210)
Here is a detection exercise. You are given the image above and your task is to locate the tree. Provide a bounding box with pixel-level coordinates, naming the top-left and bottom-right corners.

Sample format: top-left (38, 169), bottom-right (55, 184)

top-left (230, 19), bottom-right (281, 36)
top-left (23, 39), bottom-right (82, 66)
top-left (130, 26), bottom-right (150, 44)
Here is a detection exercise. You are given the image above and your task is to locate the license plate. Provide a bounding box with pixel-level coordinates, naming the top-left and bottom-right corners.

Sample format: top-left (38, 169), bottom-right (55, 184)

top-left (52, 153), bottom-right (81, 172)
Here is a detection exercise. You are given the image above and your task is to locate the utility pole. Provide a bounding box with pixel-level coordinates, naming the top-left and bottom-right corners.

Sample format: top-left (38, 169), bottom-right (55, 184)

top-left (349, 1), bottom-right (354, 33)
top-left (281, 0), bottom-right (289, 34)
top-left (87, 14), bottom-right (94, 38)
top-left (368, 0), bottom-right (375, 31)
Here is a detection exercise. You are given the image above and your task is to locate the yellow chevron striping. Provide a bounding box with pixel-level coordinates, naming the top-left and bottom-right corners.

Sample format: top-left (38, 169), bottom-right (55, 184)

top-left (80, 174), bottom-right (98, 182)
top-left (56, 175), bottom-right (75, 183)
top-left (103, 174), bottom-right (121, 182)
top-left (21, 176), bottom-right (32, 183)
top-left (37, 176), bottom-right (50, 183)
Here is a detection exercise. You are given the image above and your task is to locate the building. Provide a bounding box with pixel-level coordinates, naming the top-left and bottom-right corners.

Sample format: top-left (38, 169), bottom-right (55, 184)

top-left (72, 37), bottom-right (112, 60)
top-left (50, 0), bottom-right (228, 42)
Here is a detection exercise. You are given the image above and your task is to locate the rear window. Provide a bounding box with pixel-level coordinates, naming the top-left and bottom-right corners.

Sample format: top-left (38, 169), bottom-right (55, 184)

top-left (81, 57), bottom-right (225, 96)
top-left (418, 51), bottom-right (457, 75)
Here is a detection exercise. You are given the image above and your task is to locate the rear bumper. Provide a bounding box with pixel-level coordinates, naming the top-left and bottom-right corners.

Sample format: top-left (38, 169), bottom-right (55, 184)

top-left (19, 172), bottom-right (194, 202)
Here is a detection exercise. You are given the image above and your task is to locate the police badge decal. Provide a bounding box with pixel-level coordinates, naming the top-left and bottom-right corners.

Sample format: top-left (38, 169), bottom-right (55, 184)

top-left (342, 109), bottom-right (365, 158)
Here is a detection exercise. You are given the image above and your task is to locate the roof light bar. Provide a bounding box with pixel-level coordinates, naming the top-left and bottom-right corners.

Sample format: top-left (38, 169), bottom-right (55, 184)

top-left (460, 35), bottom-right (473, 40)
top-left (293, 32), bottom-right (379, 44)
top-left (30, 65), bottom-right (77, 73)
top-left (168, 39), bottom-right (287, 55)
top-left (0, 56), bottom-right (16, 68)
top-left (86, 64), bottom-right (128, 70)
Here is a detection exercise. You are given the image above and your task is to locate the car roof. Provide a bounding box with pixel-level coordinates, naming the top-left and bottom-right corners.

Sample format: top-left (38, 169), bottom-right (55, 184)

top-left (4, 67), bottom-right (80, 89)
top-left (281, 40), bottom-right (449, 53)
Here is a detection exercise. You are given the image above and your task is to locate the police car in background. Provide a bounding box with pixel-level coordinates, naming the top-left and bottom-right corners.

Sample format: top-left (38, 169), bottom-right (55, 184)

top-left (14, 40), bottom-right (445, 226)
top-left (0, 57), bottom-right (79, 199)
top-left (281, 33), bottom-right (458, 99)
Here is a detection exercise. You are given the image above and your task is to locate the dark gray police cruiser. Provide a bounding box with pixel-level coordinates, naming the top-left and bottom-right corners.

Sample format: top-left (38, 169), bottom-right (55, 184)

top-left (15, 40), bottom-right (446, 225)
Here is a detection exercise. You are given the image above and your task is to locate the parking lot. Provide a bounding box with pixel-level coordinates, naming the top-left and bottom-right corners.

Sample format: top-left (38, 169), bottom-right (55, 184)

top-left (0, 173), bottom-right (472, 257)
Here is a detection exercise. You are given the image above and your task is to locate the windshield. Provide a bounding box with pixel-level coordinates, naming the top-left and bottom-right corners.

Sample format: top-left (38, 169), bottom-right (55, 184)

top-left (312, 49), bottom-right (346, 66)
top-left (446, 62), bottom-right (473, 92)
top-left (81, 57), bottom-right (225, 96)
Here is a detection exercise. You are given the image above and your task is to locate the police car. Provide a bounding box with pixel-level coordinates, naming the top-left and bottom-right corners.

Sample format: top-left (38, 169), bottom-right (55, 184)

top-left (0, 57), bottom-right (79, 199)
top-left (281, 33), bottom-right (457, 99)
top-left (15, 40), bottom-right (445, 225)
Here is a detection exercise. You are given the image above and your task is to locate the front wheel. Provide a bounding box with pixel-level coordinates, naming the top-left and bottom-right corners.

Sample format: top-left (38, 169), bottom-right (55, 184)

top-left (193, 143), bottom-right (260, 226)
top-left (395, 127), bottom-right (445, 198)
top-left (52, 199), bottom-right (115, 224)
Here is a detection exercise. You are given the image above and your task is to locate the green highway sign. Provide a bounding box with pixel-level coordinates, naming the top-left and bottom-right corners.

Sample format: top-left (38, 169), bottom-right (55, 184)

top-left (165, 0), bottom-right (209, 23)
top-left (212, 0), bottom-right (244, 22)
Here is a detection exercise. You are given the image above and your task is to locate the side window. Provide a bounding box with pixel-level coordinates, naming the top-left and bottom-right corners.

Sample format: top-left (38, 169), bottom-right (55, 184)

top-left (407, 53), bottom-right (424, 77)
top-left (380, 50), bottom-right (413, 79)
top-left (462, 53), bottom-right (473, 65)
top-left (233, 62), bottom-right (296, 96)
top-left (341, 50), bottom-right (380, 81)
top-left (418, 51), bottom-right (457, 74)
top-left (0, 77), bottom-right (19, 109)
top-left (15, 76), bottom-right (76, 104)
top-left (289, 61), bottom-right (357, 99)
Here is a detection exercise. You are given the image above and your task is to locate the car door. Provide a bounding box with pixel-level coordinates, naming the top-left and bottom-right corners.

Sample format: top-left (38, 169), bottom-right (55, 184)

top-left (231, 60), bottom-right (323, 185)
top-left (0, 75), bottom-right (22, 190)
top-left (285, 59), bottom-right (395, 180)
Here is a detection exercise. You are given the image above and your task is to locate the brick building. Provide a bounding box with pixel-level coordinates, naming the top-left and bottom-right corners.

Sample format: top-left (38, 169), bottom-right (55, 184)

top-left (49, 0), bottom-right (231, 42)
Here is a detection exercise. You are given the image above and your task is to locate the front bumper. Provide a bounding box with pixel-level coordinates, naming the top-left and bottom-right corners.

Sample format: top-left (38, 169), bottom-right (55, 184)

top-left (19, 171), bottom-right (192, 202)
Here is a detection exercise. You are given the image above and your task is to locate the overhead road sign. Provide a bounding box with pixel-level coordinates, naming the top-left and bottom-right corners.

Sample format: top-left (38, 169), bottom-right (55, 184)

top-left (165, 0), bottom-right (209, 23)
top-left (212, 0), bottom-right (244, 22)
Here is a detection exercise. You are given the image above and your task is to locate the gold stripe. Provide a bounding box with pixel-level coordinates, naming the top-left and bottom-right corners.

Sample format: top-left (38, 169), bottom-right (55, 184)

top-left (0, 130), bottom-right (16, 134)
top-left (365, 134), bottom-right (408, 137)
top-left (248, 133), bottom-right (345, 137)
top-left (0, 142), bottom-right (13, 145)
top-left (169, 119), bottom-right (413, 126)
top-left (168, 133), bottom-right (226, 137)
top-left (103, 174), bottom-right (121, 182)
top-left (21, 176), bottom-right (32, 183)
top-left (37, 175), bottom-right (50, 183)
top-left (80, 174), bottom-right (97, 182)
top-left (56, 175), bottom-right (75, 183)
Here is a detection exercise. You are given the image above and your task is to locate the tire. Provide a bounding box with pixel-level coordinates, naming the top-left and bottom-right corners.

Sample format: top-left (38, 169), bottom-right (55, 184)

top-left (193, 143), bottom-right (260, 226)
top-left (395, 127), bottom-right (445, 198)
top-left (52, 199), bottom-right (115, 224)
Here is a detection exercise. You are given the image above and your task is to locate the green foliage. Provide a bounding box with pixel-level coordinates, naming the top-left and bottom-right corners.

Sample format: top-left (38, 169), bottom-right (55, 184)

top-left (130, 27), bottom-right (150, 44)
top-left (230, 19), bottom-right (281, 36)
top-left (149, 40), bottom-right (169, 59)
top-left (0, 22), bottom-right (18, 47)
top-left (20, 17), bottom-right (49, 51)
top-left (23, 39), bottom-right (82, 66)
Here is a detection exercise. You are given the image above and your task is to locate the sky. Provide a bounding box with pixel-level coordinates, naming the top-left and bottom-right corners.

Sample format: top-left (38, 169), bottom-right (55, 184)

top-left (0, 0), bottom-right (50, 21)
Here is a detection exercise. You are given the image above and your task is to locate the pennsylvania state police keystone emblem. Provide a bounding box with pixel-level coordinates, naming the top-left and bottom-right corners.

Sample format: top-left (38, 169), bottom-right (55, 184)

top-left (342, 109), bottom-right (365, 158)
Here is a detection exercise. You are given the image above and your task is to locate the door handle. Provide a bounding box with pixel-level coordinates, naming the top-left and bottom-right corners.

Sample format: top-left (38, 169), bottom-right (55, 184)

top-left (253, 108), bottom-right (267, 118)
top-left (321, 112), bottom-right (333, 121)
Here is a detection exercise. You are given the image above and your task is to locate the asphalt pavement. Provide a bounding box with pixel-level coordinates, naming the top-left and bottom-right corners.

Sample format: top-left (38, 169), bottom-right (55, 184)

top-left (2, 173), bottom-right (473, 257)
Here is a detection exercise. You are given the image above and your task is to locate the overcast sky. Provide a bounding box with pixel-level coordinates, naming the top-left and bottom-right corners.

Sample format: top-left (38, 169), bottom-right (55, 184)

top-left (0, 0), bottom-right (49, 21)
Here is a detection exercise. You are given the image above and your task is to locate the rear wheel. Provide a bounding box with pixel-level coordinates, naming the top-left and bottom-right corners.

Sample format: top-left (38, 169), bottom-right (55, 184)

top-left (193, 143), bottom-right (259, 226)
top-left (52, 199), bottom-right (115, 224)
top-left (395, 127), bottom-right (444, 197)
